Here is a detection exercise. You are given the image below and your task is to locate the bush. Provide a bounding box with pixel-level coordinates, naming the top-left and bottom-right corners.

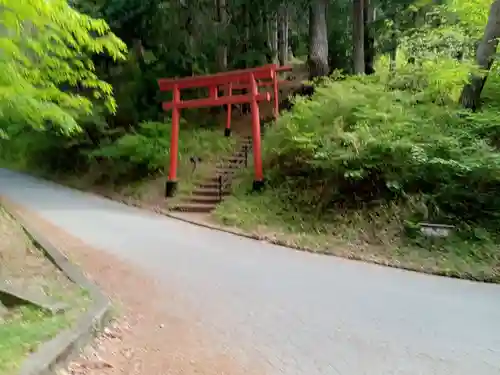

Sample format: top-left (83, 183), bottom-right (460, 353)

top-left (259, 64), bottom-right (500, 236)
top-left (90, 120), bottom-right (236, 183)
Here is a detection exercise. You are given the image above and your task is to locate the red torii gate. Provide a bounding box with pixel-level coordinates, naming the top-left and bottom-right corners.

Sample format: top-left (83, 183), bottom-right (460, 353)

top-left (224, 64), bottom-right (291, 136)
top-left (158, 64), bottom-right (291, 197)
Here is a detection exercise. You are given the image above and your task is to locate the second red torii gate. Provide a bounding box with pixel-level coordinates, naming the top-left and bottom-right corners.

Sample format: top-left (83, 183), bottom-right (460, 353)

top-left (224, 64), bottom-right (291, 136)
top-left (158, 64), bottom-right (291, 197)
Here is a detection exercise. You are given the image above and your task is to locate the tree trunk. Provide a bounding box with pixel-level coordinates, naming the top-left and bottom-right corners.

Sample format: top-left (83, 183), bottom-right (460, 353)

top-left (364, 0), bottom-right (375, 74)
top-left (215, 0), bottom-right (227, 71)
top-left (389, 47), bottom-right (397, 72)
top-left (308, 0), bottom-right (329, 79)
top-left (389, 17), bottom-right (398, 72)
top-left (278, 4), bottom-right (289, 66)
top-left (244, 5), bottom-right (250, 68)
top-left (182, 2), bottom-right (197, 75)
top-left (460, 0), bottom-right (500, 110)
top-left (269, 13), bottom-right (279, 63)
top-left (352, 0), bottom-right (365, 74)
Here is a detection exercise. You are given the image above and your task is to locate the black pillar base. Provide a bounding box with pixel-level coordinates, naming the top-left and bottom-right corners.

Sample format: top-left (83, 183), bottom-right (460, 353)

top-left (252, 179), bottom-right (265, 192)
top-left (224, 128), bottom-right (231, 137)
top-left (165, 180), bottom-right (178, 198)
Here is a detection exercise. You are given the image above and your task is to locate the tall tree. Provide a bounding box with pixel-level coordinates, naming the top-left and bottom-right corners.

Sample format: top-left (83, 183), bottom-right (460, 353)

top-left (215, 0), bottom-right (228, 71)
top-left (353, 0), bottom-right (365, 74)
top-left (364, 0), bottom-right (375, 74)
top-left (268, 11), bottom-right (279, 63)
top-left (460, 0), bottom-right (500, 110)
top-left (308, 0), bottom-right (330, 79)
top-left (0, 0), bottom-right (125, 138)
top-left (278, 4), bottom-right (290, 65)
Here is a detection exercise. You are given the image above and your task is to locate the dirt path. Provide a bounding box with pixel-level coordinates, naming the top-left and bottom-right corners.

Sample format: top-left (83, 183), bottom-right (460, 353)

top-left (5, 200), bottom-right (263, 375)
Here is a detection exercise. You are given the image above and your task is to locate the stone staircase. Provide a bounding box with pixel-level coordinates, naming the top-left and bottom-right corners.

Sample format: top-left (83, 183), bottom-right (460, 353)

top-left (170, 136), bottom-right (253, 213)
top-left (166, 68), bottom-right (310, 214)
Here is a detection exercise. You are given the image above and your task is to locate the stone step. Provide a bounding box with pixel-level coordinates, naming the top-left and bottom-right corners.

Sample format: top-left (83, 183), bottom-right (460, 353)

top-left (215, 167), bottom-right (238, 174)
top-left (197, 181), bottom-right (219, 189)
top-left (235, 142), bottom-right (251, 149)
top-left (197, 179), bottom-right (233, 189)
top-left (206, 177), bottom-right (233, 185)
top-left (218, 162), bottom-right (245, 170)
top-left (224, 153), bottom-right (248, 161)
top-left (225, 156), bottom-right (247, 163)
top-left (192, 188), bottom-right (230, 197)
top-left (216, 161), bottom-right (243, 169)
top-left (172, 202), bottom-right (216, 213)
top-left (241, 135), bottom-right (263, 142)
top-left (234, 150), bottom-right (250, 158)
top-left (187, 195), bottom-right (223, 204)
top-left (227, 161), bottom-right (246, 168)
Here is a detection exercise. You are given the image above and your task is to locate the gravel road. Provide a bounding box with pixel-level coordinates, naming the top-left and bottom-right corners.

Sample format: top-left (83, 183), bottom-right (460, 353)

top-left (1, 168), bottom-right (499, 375)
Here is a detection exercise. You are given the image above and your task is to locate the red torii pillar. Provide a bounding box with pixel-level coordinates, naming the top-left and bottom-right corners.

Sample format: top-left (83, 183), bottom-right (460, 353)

top-left (168, 84), bottom-right (181, 197)
top-left (249, 74), bottom-right (265, 192)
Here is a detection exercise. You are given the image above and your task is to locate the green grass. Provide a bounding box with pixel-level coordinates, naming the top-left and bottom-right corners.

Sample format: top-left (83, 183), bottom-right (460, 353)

top-left (213, 172), bottom-right (500, 283)
top-left (0, 304), bottom-right (82, 375)
top-left (0, 289), bottom-right (90, 375)
top-left (0, 207), bottom-right (92, 375)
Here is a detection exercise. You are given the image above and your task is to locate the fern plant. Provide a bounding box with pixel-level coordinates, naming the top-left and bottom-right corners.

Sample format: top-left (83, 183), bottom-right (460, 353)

top-left (264, 65), bottom-right (500, 230)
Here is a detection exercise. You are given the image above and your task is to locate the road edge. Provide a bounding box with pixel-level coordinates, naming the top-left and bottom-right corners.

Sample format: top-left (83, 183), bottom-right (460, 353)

top-left (161, 210), bottom-right (499, 284)
top-left (0, 197), bottom-right (113, 375)
top-left (80, 195), bottom-right (498, 284)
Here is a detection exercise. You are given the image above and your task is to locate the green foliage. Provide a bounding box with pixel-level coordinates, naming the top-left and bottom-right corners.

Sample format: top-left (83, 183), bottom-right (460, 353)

top-left (0, 0), bottom-right (126, 138)
top-left (401, 23), bottom-right (474, 60)
top-left (327, 0), bottom-right (352, 71)
top-left (89, 120), bottom-right (236, 183)
top-left (249, 58), bottom-right (500, 240)
top-left (215, 37), bottom-right (500, 277)
top-left (376, 54), bottom-right (479, 103)
top-left (447, 0), bottom-right (491, 38)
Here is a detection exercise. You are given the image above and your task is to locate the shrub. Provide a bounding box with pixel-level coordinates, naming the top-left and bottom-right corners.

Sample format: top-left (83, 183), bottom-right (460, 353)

top-left (90, 120), bottom-right (236, 183)
top-left (260, 66), bottom-right (500, 234)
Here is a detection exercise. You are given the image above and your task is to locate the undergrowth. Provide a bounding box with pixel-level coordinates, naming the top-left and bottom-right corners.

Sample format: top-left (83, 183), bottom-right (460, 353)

top-left (214, 56), bottom-right (500, 281)
top-left (89, 120), bottom-right (236, 185)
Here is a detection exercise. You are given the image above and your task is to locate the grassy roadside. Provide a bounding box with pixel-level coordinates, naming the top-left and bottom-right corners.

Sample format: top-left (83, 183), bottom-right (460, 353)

top-left (212, 172), bottom-right (500, 283)
top-left (0, 306), bottom-right (76, 374)
top-left (0, 207), bottom-right (89, 374)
